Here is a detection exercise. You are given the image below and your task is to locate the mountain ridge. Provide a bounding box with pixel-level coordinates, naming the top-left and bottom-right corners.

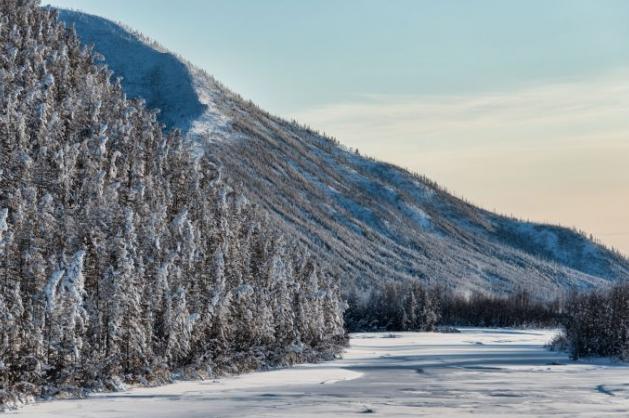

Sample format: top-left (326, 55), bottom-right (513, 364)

top-left (57, 9), bottom-right (629, 297)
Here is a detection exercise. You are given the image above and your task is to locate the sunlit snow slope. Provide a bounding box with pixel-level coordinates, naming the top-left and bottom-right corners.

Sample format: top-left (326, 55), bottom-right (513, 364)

top-left (57, 9), bottom-right (629, 296)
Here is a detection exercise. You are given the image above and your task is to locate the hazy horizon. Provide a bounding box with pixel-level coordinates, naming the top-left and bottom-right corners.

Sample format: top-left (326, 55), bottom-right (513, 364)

top-left (45, 0), bottom-right (629, 255)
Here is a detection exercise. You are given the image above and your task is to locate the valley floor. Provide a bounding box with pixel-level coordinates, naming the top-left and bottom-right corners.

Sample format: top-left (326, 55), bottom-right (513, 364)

top-left (11, 328), bottom-right (629, 417)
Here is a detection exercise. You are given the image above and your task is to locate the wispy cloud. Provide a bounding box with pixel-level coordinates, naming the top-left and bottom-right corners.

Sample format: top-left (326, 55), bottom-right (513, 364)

top-left (291, 71), bottom-right (629, 154)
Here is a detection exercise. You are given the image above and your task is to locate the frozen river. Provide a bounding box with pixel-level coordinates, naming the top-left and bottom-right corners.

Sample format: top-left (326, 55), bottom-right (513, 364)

top-left (11, 328), bottom-right (629, 417)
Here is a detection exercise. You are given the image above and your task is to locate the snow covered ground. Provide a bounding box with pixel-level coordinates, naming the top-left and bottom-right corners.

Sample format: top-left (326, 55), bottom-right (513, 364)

top-left (11, 328), bottom-right (629, 417)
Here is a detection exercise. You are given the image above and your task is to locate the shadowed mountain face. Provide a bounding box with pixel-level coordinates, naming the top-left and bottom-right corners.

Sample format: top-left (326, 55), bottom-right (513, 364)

top-left (58, 10), bottom-right (629, 296)
top-left (58, 10), bottom-right (205, 131)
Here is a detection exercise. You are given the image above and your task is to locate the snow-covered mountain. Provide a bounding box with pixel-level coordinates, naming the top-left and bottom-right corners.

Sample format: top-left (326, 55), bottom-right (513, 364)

top-left (58, 10), bottom-right (629, 297)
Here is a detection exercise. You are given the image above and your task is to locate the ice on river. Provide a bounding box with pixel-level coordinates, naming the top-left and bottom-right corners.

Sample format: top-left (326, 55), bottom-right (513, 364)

top-left (11, 328), bottom-right (629, 417)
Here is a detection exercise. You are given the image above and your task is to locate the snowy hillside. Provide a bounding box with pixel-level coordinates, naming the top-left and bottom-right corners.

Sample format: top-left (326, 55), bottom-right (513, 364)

top-left (58, 10), bottom-right (629, 296)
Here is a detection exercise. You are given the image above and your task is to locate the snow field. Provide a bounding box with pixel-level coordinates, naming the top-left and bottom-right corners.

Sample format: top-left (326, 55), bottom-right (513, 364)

top-left (13, 328), bottom-right (629, 417)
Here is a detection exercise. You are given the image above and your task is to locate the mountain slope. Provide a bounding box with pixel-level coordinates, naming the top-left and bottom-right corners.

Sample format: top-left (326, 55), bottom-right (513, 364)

top-left (58, 9), bottom-right (629, 297)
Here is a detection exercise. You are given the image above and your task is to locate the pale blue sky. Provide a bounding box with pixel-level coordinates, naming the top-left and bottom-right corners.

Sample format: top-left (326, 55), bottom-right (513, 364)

top-left (45, 0), bottom-right (629, 113)
top-left (44, 0), bottom-right (629, 253)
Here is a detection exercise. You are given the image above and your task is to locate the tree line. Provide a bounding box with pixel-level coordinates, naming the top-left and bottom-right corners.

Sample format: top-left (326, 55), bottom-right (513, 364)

top-left (0, 1), bottom-right (345, 409)
top-left (561, 283), bottom-right (629, 359)
top-left (346, 278), bottom-right (629, 362)
top-left (345, 282), bottom-right (560, 332)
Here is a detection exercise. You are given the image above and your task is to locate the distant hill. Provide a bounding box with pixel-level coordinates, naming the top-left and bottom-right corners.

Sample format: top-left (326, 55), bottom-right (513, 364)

top-left (59, 9), bottom-right (629, 297)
